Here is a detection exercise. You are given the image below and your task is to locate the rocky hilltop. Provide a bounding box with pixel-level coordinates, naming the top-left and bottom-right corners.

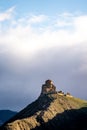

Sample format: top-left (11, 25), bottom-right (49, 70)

top-left (1, 80), bottom-right (87, 130)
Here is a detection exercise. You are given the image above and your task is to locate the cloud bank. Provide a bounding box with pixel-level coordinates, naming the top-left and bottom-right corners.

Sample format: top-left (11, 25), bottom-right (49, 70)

top-left (0, 7), bottom-right (87, 111)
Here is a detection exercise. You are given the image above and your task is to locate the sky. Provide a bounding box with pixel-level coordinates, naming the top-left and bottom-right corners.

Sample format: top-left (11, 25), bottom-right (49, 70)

top-left (0, 0), bottom-right (87, 111)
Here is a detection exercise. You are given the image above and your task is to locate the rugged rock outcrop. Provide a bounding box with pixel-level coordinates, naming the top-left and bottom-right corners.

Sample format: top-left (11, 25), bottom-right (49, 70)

top-left (1, 80), bottom-right (87, 130)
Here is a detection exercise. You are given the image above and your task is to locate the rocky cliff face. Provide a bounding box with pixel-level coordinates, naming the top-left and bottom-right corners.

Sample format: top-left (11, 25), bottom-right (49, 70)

top-left (1, 80), bottom-right (87, 130)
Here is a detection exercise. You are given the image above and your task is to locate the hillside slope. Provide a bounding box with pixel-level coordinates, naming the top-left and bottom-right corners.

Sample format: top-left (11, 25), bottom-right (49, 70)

top-left (1, 93), bottom-right (87, 130)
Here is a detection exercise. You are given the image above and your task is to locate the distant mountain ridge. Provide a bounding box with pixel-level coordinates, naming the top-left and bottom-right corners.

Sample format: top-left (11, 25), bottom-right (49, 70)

top-left (1, 80), bottom-right (87, 130)
top-left (0, 110), bottom-right (17, 126)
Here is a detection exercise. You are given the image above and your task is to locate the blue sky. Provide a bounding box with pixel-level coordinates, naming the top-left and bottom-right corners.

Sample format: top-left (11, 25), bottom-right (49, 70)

top-left (0, 0), bottom-right (87, 16)
top-left (0, 0), bottom-right (87, 111)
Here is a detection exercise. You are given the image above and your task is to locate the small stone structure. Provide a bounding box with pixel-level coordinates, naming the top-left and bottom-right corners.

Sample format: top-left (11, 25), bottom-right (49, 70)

top-left (40, 80), bottom-right (73, 97)
top-left (41, 80), bottom-right (56, 95)
top-left (65, 92), bottom-right (73, 97)
top-left (58, 91), bottom-right (64, 95)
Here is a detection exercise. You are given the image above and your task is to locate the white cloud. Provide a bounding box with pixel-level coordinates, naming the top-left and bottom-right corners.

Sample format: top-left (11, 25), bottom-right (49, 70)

top-left (0, 6), bottom-right (15, 22)
top-left (28, 14), bottom-right (48, 24)
top-left (0, 10), bottom-right (87, 60)
top-left (0, 8), bottom-right (87, 73)
top-left (58, 12), bottom-right (74, 18)
top-left (74, 15), bottom-right (87, 31)
top-left (55, 13), bottom-right (73, 27)
top-left (56, 20), bottom-right (72, 27)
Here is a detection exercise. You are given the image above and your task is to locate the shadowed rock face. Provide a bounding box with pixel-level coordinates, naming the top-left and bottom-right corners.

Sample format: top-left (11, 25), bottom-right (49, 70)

top-left (1, 81), bottom-right (87, 130)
